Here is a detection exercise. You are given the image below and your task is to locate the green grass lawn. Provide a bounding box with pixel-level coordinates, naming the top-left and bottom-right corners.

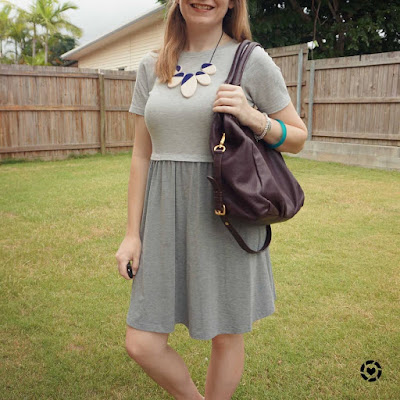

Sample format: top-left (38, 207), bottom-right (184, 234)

top-left (1, 152), bottom-right (399, 400)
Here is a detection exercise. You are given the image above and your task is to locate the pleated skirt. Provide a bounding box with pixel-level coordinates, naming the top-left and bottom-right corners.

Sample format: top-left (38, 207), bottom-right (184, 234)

top-left (126, 159), bottom-right (277, 340)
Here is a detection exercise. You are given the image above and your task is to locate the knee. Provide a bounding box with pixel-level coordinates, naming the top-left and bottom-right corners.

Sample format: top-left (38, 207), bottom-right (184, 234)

top-left (125, 325), bottom-right (167, 362)
top-left (125, 335), bottom-right (147, 362)
top-left (211, 333), bottom-right (244, 349)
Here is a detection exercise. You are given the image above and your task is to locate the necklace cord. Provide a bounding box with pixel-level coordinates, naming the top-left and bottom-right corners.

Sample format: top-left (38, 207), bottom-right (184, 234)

top-left (209, 31), bottom-right (224, 63)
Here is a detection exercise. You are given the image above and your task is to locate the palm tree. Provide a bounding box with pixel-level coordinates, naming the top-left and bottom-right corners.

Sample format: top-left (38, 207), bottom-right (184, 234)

top-left (24, 1), bottom-right (44, 58)
top-left (8, 11), bottom-right (30, 62)
top-left (0, 3), bottom-right (12, 58)
top-left (35, 0), bottom-right (82, 64)
top-left (1, 0), bottom-right (82, 64)
top-left (1, 0), bottom-right (43, 59)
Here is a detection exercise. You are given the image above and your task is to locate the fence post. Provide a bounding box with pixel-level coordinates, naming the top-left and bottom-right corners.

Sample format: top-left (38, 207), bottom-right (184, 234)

top-left (307, 60), bottom-right (315, 140)
top-left (98, 71), bottom-right (106, 155)
top-left (296, 48), bottom-right (303, 117)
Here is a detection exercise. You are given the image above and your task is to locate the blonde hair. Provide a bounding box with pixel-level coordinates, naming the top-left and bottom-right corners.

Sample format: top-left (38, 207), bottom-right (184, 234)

top-left (153, 0), bottom-right (253, 84)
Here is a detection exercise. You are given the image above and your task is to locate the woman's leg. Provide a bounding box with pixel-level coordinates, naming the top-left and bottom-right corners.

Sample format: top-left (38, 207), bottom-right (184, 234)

top-left (125, 325), bottom-right (204, 400)
top-left (204, 333), bottom-right (245, 400)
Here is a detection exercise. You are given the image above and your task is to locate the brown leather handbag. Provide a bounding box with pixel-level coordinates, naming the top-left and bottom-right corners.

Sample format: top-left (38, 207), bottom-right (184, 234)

top-left (207, 39), bottom-right (305, 254)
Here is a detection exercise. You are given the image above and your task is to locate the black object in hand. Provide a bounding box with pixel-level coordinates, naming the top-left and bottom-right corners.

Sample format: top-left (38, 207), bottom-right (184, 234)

top-left (126, 261), bottom-right (134, 279)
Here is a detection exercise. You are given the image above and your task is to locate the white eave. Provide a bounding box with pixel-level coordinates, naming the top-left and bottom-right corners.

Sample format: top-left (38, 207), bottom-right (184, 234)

top-left (60, 4), bottom-right (165, 60)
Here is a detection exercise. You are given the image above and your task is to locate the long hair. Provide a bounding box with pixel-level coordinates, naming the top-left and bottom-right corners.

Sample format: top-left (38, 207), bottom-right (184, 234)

top-left (153, 0), bottom-right (252, 84)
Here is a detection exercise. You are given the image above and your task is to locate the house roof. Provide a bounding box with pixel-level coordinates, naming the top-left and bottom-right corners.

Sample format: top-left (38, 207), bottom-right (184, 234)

top-left (61, 4), bottom-right (165, 60)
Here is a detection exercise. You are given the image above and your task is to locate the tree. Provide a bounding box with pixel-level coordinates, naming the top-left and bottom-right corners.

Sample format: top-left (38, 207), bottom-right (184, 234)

top-left (33, 0), bottom-right (82, 64)
top-left (24, 0), bottom-right (45, 58)
top-left (7, 10), bottom-right (30, 62)
top-left (156, 0), bottom-right (400, 58)
top-left (0, 0), bottom-right (82, 65)
top-left (48, 32), bottom-right (77, 65)
top-left (0, 3), bottom-right (12, 58)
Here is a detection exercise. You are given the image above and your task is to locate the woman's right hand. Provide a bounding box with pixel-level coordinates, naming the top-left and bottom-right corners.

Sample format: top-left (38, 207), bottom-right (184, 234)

top-left (115, 235), bottom-right (142, 280)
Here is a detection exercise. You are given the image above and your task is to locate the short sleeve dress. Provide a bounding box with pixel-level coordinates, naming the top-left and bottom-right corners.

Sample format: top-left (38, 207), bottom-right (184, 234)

top-left (126, 39), bottom-right (292, 340)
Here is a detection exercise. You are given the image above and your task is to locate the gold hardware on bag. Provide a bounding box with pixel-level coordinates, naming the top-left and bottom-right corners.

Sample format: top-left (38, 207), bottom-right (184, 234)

top-left (213, 133), bottom-right (226, 152)
top-left (215, 204), bottom-right (226, 216)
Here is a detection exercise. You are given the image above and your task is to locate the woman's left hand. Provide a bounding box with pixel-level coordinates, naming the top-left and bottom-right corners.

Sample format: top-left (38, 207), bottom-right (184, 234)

top-left (213, 83), bottom-right (253, 126)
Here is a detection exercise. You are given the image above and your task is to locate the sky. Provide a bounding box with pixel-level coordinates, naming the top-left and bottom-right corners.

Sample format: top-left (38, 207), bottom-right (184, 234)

top-left (9, 0), bottom-right (161, 48)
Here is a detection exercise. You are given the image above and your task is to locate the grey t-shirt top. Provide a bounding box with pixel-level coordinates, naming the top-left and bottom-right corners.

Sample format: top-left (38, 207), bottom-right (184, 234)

top-left (129, 39), bottom-right (291, 162)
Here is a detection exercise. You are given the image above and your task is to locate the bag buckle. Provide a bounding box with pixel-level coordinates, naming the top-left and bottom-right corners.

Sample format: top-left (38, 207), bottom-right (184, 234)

top-left (215, 204), bottom-right (226, 216)
top-left (213, 133), bottom-right (226, 152)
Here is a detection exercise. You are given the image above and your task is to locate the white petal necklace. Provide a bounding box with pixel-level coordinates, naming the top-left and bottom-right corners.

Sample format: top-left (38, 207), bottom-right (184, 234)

top-left (167, 31), bottom-right (224, 98)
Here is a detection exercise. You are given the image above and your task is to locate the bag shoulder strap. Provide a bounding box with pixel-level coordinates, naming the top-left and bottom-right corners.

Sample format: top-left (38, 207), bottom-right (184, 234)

top-left (224, 39), bottom-right (263, 86)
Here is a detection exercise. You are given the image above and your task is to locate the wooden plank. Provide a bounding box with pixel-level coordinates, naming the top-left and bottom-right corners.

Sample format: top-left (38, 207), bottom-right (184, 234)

top-left (296, 49), bottom-right (303, 115)
top-left (0, 70), bottom-right (99, 78)
top-left (359, 66), bottom-right (367, 135)
top-left (306, 57), bottom-right (400, 70)
top-left (284, 80), bottom-right (306, 87)
top-left (0, 105), bottom-right (132, 111)
top-left (388, 104), bottom-right (396, 136)
top-left (98, 73), bottom-right (106, 155)
top-left (103, 74), bottom-right (136, 81)
top-left (266, 43), bottom-right (309, 57)
top-left (307, 61), bottom-right (314, 140)
top-left (0, 141), bottom-right (134, 154)
top-left (0, 66), bottom-right (136, 80)
top-left (312, 131), bottom-right (398, 140)
top-left (304, 97), bottom-right (400, 104)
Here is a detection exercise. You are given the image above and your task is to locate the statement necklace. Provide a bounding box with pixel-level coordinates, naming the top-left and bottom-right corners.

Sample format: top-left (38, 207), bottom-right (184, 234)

top-left (167, 31), bottom-right (224, 98)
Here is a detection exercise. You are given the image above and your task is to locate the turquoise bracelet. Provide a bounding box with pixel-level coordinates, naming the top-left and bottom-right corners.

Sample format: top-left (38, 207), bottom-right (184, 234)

top-left (266, 119), bottom-right (287, 149)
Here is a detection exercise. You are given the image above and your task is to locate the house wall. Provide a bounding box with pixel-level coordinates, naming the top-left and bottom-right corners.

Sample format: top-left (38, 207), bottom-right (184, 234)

top-left (77, 19), bottom-right (165, 71)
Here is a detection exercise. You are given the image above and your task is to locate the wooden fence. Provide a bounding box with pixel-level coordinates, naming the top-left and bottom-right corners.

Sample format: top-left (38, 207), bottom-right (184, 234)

top-left (1, 46), bottom-right (399, 168)
top-left (0, 65), bottom-right (136, 160)
top-left (306, 51), bottom-right (399, 147)
top-left (267, 43), bottom-right (309, 124)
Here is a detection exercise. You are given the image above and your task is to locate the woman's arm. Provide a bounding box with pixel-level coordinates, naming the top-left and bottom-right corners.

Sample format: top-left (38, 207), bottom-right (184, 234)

top-left (213, 84), bottom-right (307, 155)
top-left (244, 101), bottom-right (308, 154)
top-left (125, 114), bottom-right (152, 238)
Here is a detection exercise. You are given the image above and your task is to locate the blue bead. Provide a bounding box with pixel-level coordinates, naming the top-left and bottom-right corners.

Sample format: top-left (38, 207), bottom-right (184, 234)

top-left (201, 63), bottom-right (212, 69)
top-left (196, 71), bottom-right (205, 75)
top-left (182, 73), bottom-right (194, 85)
top-left (174, 72), bottom-right (184, 77)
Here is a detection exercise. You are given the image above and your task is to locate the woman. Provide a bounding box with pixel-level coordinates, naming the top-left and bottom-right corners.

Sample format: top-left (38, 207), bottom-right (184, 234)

top-left (115, 0), bottom-right (307, 399)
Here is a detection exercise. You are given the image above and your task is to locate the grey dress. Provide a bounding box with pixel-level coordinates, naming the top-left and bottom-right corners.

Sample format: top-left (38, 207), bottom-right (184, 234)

top-left (126, 39), bottom-right (292, 340)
